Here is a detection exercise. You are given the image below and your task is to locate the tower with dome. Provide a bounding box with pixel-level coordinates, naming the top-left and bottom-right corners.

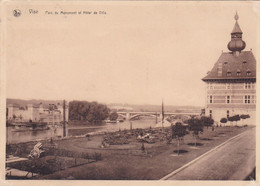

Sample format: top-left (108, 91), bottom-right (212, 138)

top-left (202, 12), bottom-right (256, 125)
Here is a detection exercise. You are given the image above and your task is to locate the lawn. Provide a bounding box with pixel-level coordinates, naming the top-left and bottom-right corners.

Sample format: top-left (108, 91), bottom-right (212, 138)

top-left (30, 125), bottom-right (252, 180)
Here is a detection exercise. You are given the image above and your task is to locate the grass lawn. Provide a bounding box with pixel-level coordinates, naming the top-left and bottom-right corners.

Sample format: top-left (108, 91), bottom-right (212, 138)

top-left (32, 125), bottom-right (253, 180)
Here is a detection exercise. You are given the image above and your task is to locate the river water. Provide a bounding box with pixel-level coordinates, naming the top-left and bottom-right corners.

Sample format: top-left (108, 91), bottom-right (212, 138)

top-left (6, 118), bottom-right (170, 144)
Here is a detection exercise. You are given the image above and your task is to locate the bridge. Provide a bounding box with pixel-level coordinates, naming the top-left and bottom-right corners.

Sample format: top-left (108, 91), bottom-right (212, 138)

top-left (117, 111), bottom-right (201, 121)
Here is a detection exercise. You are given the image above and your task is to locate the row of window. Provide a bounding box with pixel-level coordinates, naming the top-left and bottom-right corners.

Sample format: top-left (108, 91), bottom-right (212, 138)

top-left (226, 70), bottom-right (251, 76)
top-left (208, 82), bottom-right (255, 90)
top-left (208, 95), bottom-right (256, 104)
top-left (216, 60), bottom-right (251, 77)
top-left (222, 60), bottom-right (247, 65)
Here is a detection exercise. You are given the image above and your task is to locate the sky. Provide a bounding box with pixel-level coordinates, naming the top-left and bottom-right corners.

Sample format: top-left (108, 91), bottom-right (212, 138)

top-left (4, 1), bottom-right (260, 106)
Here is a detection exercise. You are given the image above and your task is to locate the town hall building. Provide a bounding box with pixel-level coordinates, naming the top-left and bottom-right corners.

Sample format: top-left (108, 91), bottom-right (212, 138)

top-left (202, 13), bottom-right (256, 125)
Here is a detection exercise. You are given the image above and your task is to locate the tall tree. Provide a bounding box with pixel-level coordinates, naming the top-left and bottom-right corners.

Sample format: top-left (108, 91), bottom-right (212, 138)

top-left (200, 116), bottom-right (214, 129)
top-left (171, 122), bottom-right (187, 155)
top-left (109, 111), bottom-right (118, 121)
top-left (187, 117), bottom-right (203, 146)
top-left (69, 101), bottom-right (110, 123)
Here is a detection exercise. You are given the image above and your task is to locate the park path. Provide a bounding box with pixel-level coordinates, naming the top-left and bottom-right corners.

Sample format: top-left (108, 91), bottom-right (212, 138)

top-left (164, 127), bottom-right (255, 180)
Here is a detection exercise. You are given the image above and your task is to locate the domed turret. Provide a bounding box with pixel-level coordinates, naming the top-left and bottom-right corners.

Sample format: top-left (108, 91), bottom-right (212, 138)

top-left (227, 12), bottom-right (246, 53)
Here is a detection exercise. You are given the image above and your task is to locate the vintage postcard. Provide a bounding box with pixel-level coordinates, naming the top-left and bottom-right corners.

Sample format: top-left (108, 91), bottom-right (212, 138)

top-left (0, 1), bottom-right (259, 186)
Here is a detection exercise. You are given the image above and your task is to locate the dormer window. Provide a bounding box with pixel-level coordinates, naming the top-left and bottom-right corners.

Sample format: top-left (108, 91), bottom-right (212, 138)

top-left (246, 69), bottom-right (251, 76)
top-left (217, 62), bottom-right (223, 76)
top-left (227, 71), bottom-right (231, 76)
top-left (237, 69), bottom-right (241, 76)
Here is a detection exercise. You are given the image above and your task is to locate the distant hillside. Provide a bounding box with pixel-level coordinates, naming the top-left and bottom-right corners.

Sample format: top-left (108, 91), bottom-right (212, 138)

top-left (6, 99), bottom-right (202, 113)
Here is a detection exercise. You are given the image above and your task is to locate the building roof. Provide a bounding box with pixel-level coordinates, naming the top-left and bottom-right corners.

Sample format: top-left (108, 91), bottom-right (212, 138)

top-left (202, 51), bottom-right (256, 81)
top-left (232, 21), bottom-right (242, 34)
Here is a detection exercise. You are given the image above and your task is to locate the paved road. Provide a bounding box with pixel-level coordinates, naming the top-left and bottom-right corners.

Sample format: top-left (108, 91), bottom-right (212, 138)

top-left (165, 127), bottom-right (255, 180)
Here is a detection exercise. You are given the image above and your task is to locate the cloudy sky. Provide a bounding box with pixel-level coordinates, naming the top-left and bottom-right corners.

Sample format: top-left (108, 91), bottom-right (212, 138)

top-left (4, 1), bottom-right (259, 106)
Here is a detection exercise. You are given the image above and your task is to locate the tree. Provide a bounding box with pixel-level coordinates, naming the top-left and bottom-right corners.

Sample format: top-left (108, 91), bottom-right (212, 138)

top-left (200, 116), bottom-right (214, 129)
top-left (171, 122), bottom-right (187, 155)
top-left (240, 114), bottom-right (250, 125)
top-left (232, 115), bottom-right (240, 126)
top-left (220, 118), bottom-right (228, 126)
top-left (187, 117), bottom-right (203, 146)
top-left (228, 116), bottom-right (234, 126)
top-left (109, 111), bottom-right (118, 121)
top-left (68, 101), bottom-right (110, 123)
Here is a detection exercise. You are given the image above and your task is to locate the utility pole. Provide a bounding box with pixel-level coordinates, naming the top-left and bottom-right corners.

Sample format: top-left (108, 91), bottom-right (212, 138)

top-left (162, 99), bottom-right (164, 128)
top-left (63, 100), bottom-right (66, 137)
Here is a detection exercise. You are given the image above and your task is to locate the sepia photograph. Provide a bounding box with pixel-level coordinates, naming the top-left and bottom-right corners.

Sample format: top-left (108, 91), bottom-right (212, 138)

top-left (0, 1), bottom-right (259, 184)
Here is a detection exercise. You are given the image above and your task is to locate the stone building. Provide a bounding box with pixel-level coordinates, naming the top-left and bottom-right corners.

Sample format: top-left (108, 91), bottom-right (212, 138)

top-left (202, 13), bottom-right (256, 125)
top-left (7, 102), bottom-right (69, 124)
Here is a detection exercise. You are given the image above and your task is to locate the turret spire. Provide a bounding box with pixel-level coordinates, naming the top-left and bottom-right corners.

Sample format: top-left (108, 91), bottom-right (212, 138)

top-left (227, 12), bottom-right (246, 53)
top-left (234, 11), bottom-right (239, 21)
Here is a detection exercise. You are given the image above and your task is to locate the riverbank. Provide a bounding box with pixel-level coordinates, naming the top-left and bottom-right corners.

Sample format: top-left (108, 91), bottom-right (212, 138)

top-left (6, 125), bottom-right (253, 180)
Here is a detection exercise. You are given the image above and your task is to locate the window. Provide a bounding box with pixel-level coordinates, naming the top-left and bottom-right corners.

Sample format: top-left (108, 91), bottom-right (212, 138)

top-left (210, 95), bottom-right (213, 103)
top-left (245, 95), bottom-right (251, 104)
top-left (251, 95), bottom-right (256, 104)
top-left (226, 96), bottom-right (230, 104)
top-left (246, 71), bottom-right (251, 76)
top-left (243, 60), bottom-right (247, 64)
top-left (224, 61), bottom-right (228, 65)
top-left (217, 62), bottom-right (222, 76)
top-left (245, 82), bottom-right (251, 89)
top-left (227, 71), bottom-right (231, 76)
top-left (209, 110), bottom-right (212, 118)
top-left (226, 83), bottom-right (231, 89)
top-left (252, 83), bottom-right (255, 89)
top-left (237, 70), bottom-right (241, 76)
top-left (227, 110), bottom-right (229, 119)
top-left (208, 83), bottom-right (213, 90)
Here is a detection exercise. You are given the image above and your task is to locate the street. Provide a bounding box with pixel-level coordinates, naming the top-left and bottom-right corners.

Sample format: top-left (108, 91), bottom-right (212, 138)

top-left (165, 127), bottom-right (255, 180)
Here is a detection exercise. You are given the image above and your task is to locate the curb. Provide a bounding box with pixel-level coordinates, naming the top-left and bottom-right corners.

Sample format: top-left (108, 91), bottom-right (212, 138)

top-left (160, 128), bottom-right (251, 180)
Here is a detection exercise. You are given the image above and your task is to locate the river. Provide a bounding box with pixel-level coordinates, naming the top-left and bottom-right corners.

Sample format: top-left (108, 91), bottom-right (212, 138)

top-left (6, 118), bottom-right (170, 144)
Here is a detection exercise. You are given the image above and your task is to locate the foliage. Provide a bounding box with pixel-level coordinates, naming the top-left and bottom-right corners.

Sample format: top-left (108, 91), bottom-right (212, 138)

top-left (109, 111), bottom-right (118, 121)
top-left (231, 115), bottom-right (240, 126)
top-left (69, 101), bottom-right (110, 122)
top-left (171, 122), bottom-right (187, 155)
top-left (240, 114), bottom-right (250, 125)
top-left (171, 122), bottom-right (187, 139)
top-left (233, 115), bottom-right (240, 122)
top-left (187, 117), bottom-right (203, 146)
top-left (187, 118), bottom-right (204, 135)
top-left (200, 116), bottom-right (214, 128)
top-left (220, 118), bottom-right (228, 124)
top-left (240, 114), bottom-right (250, 120)
top-left (228, 116), bottom-right (234, 122)
top-left (228, 115), bottom-right (241, 126)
